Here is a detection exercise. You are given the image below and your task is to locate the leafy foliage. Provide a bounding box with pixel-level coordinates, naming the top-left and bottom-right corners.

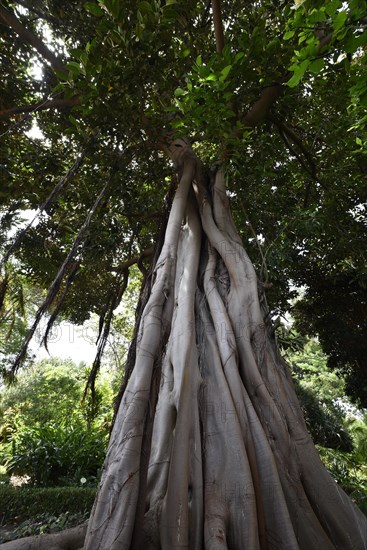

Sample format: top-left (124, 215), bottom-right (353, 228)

top-left (2, 423), bottom-right (107, 486)
top-left (294, 382), bottom-right (353, 451)
top-left (0, 262), bottom-right (40, 377)
top-left (285, 0), bottom-right (367, 137)
top-left (318, 442), bottom-right (367, 515)
top-left (285, 336), bottom-right (354, 450)
top-left (283, 334), bottom-right (367, 508)
top-left (0, 357), bottom-right (113, 428)
top-left (0, 484), bottom-right (95, 523)
top-left (0, 357), bottom-right (112, 485)
top-left (294, 272), bottom-right (367, 407)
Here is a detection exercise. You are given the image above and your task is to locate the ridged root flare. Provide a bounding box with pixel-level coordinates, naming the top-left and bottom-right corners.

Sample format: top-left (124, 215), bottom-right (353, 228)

top-left (83, 141), bottom-right (367, 550)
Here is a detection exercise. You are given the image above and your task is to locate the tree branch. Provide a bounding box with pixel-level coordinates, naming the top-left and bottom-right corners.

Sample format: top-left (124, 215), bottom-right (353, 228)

top-left (0, 2), bottom-right (67, 76)
top-left (211, 0), bottom-right (225, 53)
top-left (0, 96), bottom-right (80, 118)
top-left (14, 0), bottom-right (59, 26)
top-left (268, 114), bottom-right (317, 179)
top-left (236, 21), bottom-right (341, 132)
top-left (113, 247), bottom-right (154, 273)
top-left (267, 114), bottom-right (331, 205)
top-left (243, 83), bottom-right (284, 128)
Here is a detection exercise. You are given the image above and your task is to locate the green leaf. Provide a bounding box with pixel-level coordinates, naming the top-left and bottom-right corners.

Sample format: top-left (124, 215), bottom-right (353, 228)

top-left (171, 119), bottom-right (185, 128)
top-left (104, 0), bottom-right (120, 19)
top-left (221, 43), bottom-right (232, 64)
top-left (308, 8), bottom-right (326, 24)
top-left (325, 0), bottom-right (341, 16)
top-left (196, 55), bottom-right (202, 66)
top-left (67, 61), bottom-right (81, 75)
top-left (52, 83), bottom-right (64, 93)
top-left (356, 137), bottom-right (362, 145)
top-left (138, 1), bottom-right (153, 13)
top-left (283, 30), bottom-right (295, 40)
top-left (360, 90), bottom-right (367, 108)
top-left (200, 66), bottom-right (211, 79)
top-left (287, 59), bottom-right (309, 87)
top-left (350, 0), bottom-right (367, 18)
top-left (84, 2), bottom-right (104, 16)
top-left (54, 68), bottom-right (68, 80)
top-left (68, 115), bottom-right (78, 127)
top-left (309, 58), bottom-right (325, 74)
top-left (333, 10), bottom-right (348, 31)
top-left (344, 30), bottom-right (367, 54)
top-left (220, 65), bottom-right (232, 80)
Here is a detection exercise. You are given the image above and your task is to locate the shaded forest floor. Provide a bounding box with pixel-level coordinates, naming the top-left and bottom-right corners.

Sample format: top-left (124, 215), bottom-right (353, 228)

top-left (0, 512), bottom-right (89, 544)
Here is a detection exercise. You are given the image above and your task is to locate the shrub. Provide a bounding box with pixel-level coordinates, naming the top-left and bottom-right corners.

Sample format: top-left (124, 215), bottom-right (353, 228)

top-left (294, 381), bottom-right (353, 451)
top-left (0, 485), bottom-right (96, 523)
top-left (317, 446), bottom-right (367, 515)
top-left (3, 423), bottom-right (107, 486)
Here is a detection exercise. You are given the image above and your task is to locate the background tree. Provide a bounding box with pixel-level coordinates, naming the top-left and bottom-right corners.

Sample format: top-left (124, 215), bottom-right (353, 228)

top-left (285, 334), bottom-right (367, 513)
top-left (286, 336), bottom-right (354, 451)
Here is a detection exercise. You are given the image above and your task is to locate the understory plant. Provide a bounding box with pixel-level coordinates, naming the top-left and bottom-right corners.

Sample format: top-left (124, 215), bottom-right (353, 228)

top-left (2, 422), bottom-right (107, 486)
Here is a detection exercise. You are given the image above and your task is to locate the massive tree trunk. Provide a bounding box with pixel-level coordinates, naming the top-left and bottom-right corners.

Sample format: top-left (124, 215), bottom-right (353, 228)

top-left (83, 141), bottom-right (366, 549)
top-left (2, 141), bottom-right (366, 550)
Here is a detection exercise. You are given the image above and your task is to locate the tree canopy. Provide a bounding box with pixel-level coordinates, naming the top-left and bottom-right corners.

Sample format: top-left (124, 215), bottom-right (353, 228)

top-left (0, 0), bottom-right (366, 401)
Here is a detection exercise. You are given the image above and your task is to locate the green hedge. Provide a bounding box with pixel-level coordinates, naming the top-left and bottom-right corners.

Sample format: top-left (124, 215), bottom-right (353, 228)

top-left (0, 485), bottom-right (96, 522)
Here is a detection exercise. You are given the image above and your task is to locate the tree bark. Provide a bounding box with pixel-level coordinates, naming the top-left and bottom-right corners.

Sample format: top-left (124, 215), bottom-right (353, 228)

top-left (0, 97), bottom-right (80, 118)
top-left (243, 83), bottom-right (283, 127)
top-left (211, 0), bottom-right (225, 54)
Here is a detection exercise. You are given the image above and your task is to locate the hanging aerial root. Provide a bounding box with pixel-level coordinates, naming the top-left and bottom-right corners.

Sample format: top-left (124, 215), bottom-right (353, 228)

top-left (84, 268), bottom-right (129, 408)
top-left (195, 168), bottom-right (367, 549)
top-left (43, 260), bottom-right (81, 353)
top-left (0, 144), bottom-right (89, 271)
top-left (11, 179), bottom-right (110, 374)
top-left (83, 142), bottom-right (199, 550)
